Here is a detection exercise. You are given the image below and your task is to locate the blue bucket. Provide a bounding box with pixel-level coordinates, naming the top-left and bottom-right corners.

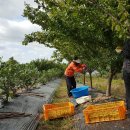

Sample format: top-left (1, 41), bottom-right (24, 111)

top-left (70, 86), bottom-right (89, 99)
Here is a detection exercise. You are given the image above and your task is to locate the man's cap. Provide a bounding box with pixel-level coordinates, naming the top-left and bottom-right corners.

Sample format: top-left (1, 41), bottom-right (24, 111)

top-left (73, 59), bottom-right (81, 63)
top-left (115, 46), bottom-right (123, 53)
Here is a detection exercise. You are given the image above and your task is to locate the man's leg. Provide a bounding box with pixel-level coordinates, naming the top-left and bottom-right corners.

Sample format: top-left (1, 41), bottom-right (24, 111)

top-left (65, 76), bottom-right (73, 97)
top-left (71, 76), bottom-right (76, 89)
top-left (70, 76), bottom-right (80, 107)
top-left (123, 70), bottom-right (130, 110)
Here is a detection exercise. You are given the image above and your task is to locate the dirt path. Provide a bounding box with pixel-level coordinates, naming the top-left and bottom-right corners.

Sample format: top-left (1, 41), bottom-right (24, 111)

top-left (73, 88), bottom-right (130, 130)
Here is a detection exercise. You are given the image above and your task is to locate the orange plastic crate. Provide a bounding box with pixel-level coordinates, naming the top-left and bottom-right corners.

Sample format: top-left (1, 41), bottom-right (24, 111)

top-left (83, 101), bottom-right (126, 124)
top-left (43, 102), bottom-right (74, 120)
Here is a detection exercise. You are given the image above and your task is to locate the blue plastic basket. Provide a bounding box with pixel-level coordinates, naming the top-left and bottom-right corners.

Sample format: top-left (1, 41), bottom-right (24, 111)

top-left (70, 86), bottom-right (89, 98)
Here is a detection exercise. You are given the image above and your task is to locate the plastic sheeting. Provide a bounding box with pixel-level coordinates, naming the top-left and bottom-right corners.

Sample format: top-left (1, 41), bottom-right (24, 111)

top-left (0, 79), bottom-right (61, 130)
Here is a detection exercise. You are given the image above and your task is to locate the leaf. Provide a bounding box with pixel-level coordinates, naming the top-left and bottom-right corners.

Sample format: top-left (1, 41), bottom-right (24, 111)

top-left (115, 25), bottom-right (121, 32)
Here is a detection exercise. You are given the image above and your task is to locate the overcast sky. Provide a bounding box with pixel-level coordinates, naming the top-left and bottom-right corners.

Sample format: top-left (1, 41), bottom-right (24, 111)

top-left (0, 0), bottom-right (55, 63)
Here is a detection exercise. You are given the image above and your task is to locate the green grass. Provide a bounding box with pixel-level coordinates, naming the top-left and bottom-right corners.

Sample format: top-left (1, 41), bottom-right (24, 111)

top-left (77, 75), bottom-right (125, 98)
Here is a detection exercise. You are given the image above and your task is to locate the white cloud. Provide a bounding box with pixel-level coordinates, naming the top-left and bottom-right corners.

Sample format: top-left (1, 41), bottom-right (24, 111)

top-left (0, 0), bottom-right (55, 63)
top-left (0, 18), bottom-right (41, 42)
top-left (0, 42), bottom-right (56, 63)
top-left (0, 0), bottom-right (37, 19)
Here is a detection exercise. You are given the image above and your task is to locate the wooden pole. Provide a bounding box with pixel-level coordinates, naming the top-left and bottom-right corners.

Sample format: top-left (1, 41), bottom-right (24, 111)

top-left (83, 73), bottom-right (85, 85)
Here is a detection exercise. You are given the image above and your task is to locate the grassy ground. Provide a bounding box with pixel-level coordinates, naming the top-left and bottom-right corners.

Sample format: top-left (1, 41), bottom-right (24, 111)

top-left (78, 74), bottom-right (125, 98)
top-left (37, 76), bottom-right (126, 130)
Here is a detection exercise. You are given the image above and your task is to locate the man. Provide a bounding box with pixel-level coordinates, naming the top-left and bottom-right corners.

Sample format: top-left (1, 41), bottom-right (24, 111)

top-left (116, 39), bottom-right (130, 110)
top-left (64, 56), bottom-right (87, 97)
top-left (122, 39), bottom-right (130, 110)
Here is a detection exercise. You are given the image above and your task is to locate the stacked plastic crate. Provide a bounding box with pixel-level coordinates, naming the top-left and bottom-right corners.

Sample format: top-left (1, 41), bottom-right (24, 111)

top-left (83, 101), bottom-right (126, 123)
top-left (43, 102), bottom-right (74, 121)
top-left (70, 86), bottom-right (91, 104)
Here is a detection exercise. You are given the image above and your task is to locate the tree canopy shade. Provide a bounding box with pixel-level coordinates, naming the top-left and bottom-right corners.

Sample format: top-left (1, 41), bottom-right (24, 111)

top-left (23, 0), bottom-right (130, 60)
top-left (23, 0), bottom-right (109, 61)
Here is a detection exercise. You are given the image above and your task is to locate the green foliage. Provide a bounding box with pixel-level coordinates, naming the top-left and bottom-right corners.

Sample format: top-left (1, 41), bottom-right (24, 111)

top-left (39, 68), bottom-right (63, 83)
top-left (98, 0), bottom-right (130, 39)
top-left (0, 57), bottom-right (19, 102)
top-left (18, 64), bottom-right (40, 90)
top-left (0, 57), bottom-right (65, 102)
top-left (23, 0), bottom-right (106, 62)
top-left (30, 59), bottom-right (64, 71)
top-left (22, 0), bottom-right (124, 71)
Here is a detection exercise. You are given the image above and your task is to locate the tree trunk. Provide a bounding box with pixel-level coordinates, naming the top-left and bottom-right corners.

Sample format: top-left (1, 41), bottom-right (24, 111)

top-left (89, 71), bottom-right (93, 88)
top-left (12, 88), bottom-right (16, 97)
top-left (5, 87), bottom-right (9, 103)
top-left (25, 85), bottom-right (29, 91)
top-left (106, 70), bottom-right (116, 96)
top-left (83, 73), bottom-right (85, 85)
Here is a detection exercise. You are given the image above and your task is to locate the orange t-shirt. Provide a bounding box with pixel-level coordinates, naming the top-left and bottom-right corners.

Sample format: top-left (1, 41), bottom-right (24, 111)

top-left (64, 62), bottom-right (86, 77)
